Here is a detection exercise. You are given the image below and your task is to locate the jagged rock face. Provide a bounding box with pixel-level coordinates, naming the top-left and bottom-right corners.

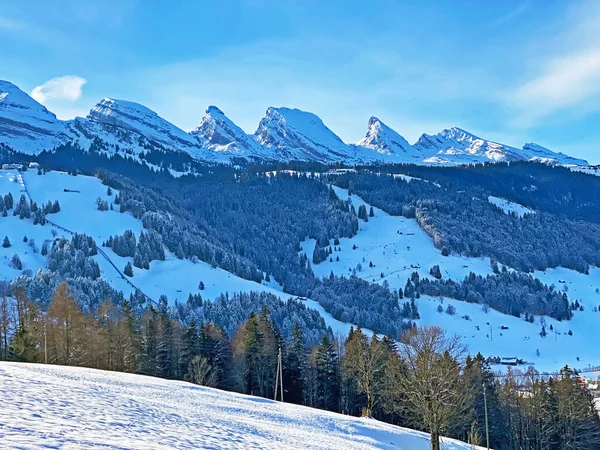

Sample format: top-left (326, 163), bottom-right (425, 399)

top-left (353, 117), bottom-right (426, 163)
top-left (254, 107), bottom-right (354, 162)
top-left (415, 127), bottom-right (589, 166)
top-left (356, 117), bottom-right (413, 154)
top-left (414, 127), bottom-right (522, 163)
top-left (88, 98), bottom-right (199, 151)
top-left (0, 80), bottom-right (66, 154)
top-left (191, 106), bottom-right (270, 160)
top-left (0, 79), bottom-right (589, 167)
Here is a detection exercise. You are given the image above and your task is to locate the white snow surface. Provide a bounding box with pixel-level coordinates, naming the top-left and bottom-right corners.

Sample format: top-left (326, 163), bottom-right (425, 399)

top-left (88, 98), bottom-right (206, 157)
top-left (10, 170), bottom-right (358, 338)
top-left (304, 185), bottom-right (600, 373)
top-left (353, 117), bottom-right (424, 163)
top-left (415, 128), bottom-right (588, 166)
top-left (191, 106), bottom-right (273, 160)
top-left (0, 81), bottom-right (66, 154)
top-left (254, 107), bottom-right (355, 162)
top-left (0, 362), bottom-right (481, 450)
top-left (487, 196), bottom-right (535, 218)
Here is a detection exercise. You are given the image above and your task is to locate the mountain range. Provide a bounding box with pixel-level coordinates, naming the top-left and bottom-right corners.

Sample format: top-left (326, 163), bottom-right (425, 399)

top-left (0, 80), bottom-right (589, 167)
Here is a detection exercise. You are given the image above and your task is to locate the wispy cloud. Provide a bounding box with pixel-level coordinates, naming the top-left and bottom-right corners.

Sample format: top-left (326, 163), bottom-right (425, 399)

top-left (506, 1), bottom-right (600, 129)
top-left (31, 75), bottom-right (87, 104)
top-left (0, 16), bottom-right (23, 30)
top-left (491, 1), bottom-right (532, 26)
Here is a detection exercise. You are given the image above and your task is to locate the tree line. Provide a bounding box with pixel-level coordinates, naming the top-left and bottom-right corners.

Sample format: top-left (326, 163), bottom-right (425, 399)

top-left (1, 282), bottom-right (599, 450)
top-left (330, 171), bottom-right (600, 274)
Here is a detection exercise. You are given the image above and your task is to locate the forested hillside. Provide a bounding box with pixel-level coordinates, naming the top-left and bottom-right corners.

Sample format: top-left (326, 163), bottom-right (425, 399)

top-left (1, 156), bottom-right (600, 450)
top-left (329, 167), bottom-right (600, 273)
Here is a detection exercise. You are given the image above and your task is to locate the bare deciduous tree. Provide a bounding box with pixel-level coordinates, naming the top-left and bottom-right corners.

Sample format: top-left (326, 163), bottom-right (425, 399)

top-left (397, 326), bottom-right (470, 450)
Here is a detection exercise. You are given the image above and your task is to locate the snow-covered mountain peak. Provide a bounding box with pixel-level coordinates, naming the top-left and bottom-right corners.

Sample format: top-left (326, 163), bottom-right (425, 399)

top-left (438, 126), bottom-right (478, 141)
top-left (0, 79), bottom-right (590, 167)
top-left (87, 97), bottom-right (199, 150)
top-left (0, 80), bottom-right (54, 117)
top-left (191, 105), bottom-right (267, 158)
top-left (206, 105), bottom-right (225, 116)
top-left (415, 127), bottom-right (521, 163)
top-left (0, 79), bottom-right (65, 154)
top-left (255, 107), bottom-right (353, 162)
top-left (356, 116), bottom-right (415, 156)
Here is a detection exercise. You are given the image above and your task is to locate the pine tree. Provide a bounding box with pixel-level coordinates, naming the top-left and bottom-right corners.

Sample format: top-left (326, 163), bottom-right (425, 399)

top-left (284, 323), bottom-right (305, 404)
top-left (315, 334), bottom-right (340, 412)
top-left (2, 236), bottom-right (10, 248)
top-left (124, 262), bottom-right (134, 277)
top-left (155, 296), bottom-right (174, 378)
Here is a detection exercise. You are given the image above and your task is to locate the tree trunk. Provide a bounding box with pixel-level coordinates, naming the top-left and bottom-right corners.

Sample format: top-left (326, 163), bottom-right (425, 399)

top-left (431, 429), bottom-right (440, 450)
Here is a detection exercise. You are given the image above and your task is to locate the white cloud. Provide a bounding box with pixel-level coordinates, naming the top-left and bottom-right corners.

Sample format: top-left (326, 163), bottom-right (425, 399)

top-left (507, 1), bottom-right (600, 128)
top-left (31, 75), bottom-right (87, 104)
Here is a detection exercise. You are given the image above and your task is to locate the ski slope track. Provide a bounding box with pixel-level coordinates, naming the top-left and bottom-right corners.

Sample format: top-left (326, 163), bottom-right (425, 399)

top-left (0, 79), bottom-right (590, 167)
top-left (0, 362), bottom-right (482, 450)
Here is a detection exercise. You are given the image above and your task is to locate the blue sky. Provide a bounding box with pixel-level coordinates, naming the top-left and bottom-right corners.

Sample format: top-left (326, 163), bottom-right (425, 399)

top-left (1, 0), bottom-right (599, 162)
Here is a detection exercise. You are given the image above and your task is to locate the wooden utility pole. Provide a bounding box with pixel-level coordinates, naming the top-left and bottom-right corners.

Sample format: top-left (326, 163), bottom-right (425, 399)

top-left (483, 382), bottom-right (490, 450)
top-left (274, 346), bottom-right (284, 402)
top-left (44, 321), bottom-right (48, 364)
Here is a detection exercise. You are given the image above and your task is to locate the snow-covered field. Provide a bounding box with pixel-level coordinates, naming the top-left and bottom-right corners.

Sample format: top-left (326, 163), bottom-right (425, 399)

top-left (0, 362), bottom-right (480, 450)
top-left (3, 169), bottom-right (600, 373)
top-left (303, 186), bottom-right (494, 293)
top-left (305, 186), bottom-right (600, 373)
top-left (487, 196), bottom-right (535, 218)
top-left (6, 170), bottom-right (358, 337)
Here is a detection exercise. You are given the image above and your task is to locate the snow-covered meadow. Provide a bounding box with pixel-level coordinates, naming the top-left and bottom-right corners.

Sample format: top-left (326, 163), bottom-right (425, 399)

top-left (305, 185), bottom-right (600, 373)
top-left (2, 169), bottom-right (600, 373)
top-left (1, 169), bottom-right (357, 337)
top-left (487, 196), bottom-right (535, 218)
top-left (0, 362), bottom-right (481, 449)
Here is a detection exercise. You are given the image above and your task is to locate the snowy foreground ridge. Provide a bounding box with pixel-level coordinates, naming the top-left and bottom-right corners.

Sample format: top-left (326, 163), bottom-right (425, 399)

top-left (0, 363), bottom-right (481, 450)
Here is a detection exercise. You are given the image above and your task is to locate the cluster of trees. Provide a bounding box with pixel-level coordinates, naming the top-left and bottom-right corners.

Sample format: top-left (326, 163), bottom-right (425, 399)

top-left (101, 172), bottom-right (358, 293)
top-left (386, 161), bottom-right (600, 224)
top-left (2, 192), bottom-right (60, 225)
top-left (311, 275), bottom-right (417, 336)
top-left (96, 170), bottom-right (429, 335)
top-left (96, 197), bottom-right (110, 211)
top-left (2, 283), bottom-right (598, 450)
top-left (330, 171), bottom-right (600, 274)
top-left (47, 234), bottom-right (101, 281)
top-left (103, 229), bottom-right (166, 269)
top-left (181, 291), bottom-right (332, 346)
top-left (415, 271), bottom-right (572, 320)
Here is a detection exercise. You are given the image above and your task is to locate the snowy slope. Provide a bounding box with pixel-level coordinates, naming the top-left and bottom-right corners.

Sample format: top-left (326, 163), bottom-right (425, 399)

top-left (522, 143), bottom-right (588, 166)
top-left (15, 170), bottom-right (358, 337)
top-left (0, 81), bottom-right (67, 154)
top-left (487, 196), bottom-right (535, 218)
top-left (415, 127), bottom-right (523, 164)
top-left (0, 171), bottom-right (57, 278)
top-left (0, 362), bottom-right (480, 450)
top-left (87, 98), bottom-right (218, 162)
top-left (254, 107), bottom-right (355, 162)
top-left (354, 117), bottom-right (424, 163)
top-left (305, 184), bottom-right (600, 372)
